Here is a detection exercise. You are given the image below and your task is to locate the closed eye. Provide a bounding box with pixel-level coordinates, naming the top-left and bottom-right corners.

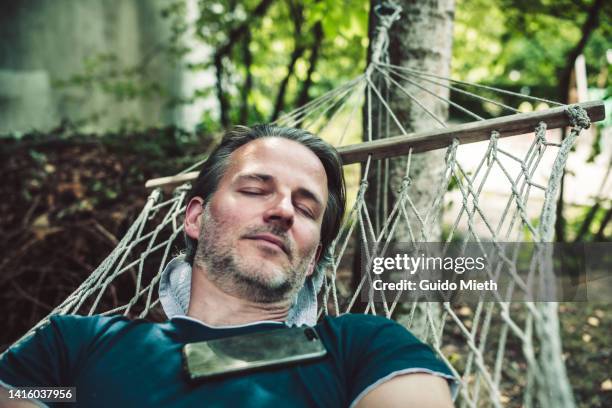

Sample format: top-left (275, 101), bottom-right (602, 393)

top-left (240, 189), bottom-right (265, 195)
top-left (297, 205), bottom-right (314, 219)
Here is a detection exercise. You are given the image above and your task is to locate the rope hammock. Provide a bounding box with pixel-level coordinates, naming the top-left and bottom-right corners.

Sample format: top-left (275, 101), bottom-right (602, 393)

top-left (8, 2), bottom-right (606, 408)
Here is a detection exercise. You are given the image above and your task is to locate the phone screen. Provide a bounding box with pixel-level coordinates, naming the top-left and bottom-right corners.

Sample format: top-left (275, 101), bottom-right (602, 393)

top-left (183, 327), bottom-right (328, 380)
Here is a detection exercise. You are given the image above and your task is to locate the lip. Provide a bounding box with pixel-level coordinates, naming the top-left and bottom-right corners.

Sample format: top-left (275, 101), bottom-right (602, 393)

top-left (245, 234), bottom-right (288, 255)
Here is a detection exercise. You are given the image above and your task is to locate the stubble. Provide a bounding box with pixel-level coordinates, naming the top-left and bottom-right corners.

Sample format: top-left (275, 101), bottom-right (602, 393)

top-left (193, 205), bottom-right (315, 303)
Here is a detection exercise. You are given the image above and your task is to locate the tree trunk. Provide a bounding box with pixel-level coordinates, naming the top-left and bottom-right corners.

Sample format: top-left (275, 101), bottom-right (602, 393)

top-left (364, 0), bottom-right (454, 244)
top-left (554, 0), bottom-right (604, 242)
top-left (357, 1), bottom-right (454, 332)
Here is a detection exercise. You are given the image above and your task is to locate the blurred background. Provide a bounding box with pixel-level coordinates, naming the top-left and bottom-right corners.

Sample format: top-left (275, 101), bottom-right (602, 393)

top-left (0, 0), bottom-right (610, 405)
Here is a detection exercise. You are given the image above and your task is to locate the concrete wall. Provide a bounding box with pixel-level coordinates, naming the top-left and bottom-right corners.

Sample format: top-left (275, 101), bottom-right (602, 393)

top-left (0, 0), bottom-right (183, 133)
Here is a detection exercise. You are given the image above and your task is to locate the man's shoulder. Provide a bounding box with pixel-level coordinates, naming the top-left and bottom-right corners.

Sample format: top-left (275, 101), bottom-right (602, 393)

top-left (48, 313), bottom-right (125, 325)
top-left (47, 313), bottom-right (130, 332)
top-left (325, 313), bottom-right (393, 323)
top-left (317, 313), bottom-right (420, 344)
top-left (43, 314), bottom-right (165, 341)
top-left (319, 313), bottom-right (405, 330)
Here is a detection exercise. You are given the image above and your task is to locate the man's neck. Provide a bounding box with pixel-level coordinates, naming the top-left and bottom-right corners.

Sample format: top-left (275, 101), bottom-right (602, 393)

top-left (187, 266), bottom-right (292, 326)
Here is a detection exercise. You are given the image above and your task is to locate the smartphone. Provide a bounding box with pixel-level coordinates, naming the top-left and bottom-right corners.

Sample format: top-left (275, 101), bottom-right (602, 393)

top-left (182, 326), bottom-right (327, 380)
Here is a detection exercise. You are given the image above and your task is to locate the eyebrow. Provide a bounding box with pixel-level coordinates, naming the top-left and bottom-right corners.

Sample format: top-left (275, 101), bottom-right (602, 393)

top-left (236, 173), bottom-right (272, 184)
top-left (235, 173), bottom-right (324, 209)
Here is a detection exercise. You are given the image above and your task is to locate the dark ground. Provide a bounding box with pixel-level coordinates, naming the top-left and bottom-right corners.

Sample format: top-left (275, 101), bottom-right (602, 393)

top-left (0, 126), bottom-right (214, 349)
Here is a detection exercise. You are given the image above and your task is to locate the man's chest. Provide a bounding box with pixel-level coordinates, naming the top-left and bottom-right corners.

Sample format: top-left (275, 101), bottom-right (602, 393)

top-left (72, 341), bottom-right (347, 408)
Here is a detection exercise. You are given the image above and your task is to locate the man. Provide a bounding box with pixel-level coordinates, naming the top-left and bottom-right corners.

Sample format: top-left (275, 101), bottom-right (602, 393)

top-left (0, 125), bottom-right (455, 407)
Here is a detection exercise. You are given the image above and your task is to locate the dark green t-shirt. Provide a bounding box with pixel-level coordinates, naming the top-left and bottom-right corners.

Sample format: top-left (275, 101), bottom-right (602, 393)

top-left (0, 314), bottom-right (455, 407)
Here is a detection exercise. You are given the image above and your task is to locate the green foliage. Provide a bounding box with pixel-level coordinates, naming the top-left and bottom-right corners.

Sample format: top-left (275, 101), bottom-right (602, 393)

top-left (208, 0), bottom-right (369, 121)
top-left (567, 202), bottom-right (612, 241)
top-left (455, 0), bottom-right (611, 98)
top-left (51, 0), bottom-right (609, 133)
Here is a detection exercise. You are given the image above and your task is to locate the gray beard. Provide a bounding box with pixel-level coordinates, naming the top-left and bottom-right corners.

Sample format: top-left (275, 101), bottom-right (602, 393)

top-left (193, 206), bottom-right (315, 303)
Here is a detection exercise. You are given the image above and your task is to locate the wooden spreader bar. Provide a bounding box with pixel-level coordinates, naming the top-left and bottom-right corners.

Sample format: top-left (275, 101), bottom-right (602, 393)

top-left (145, 101), bottom-right (605, 190)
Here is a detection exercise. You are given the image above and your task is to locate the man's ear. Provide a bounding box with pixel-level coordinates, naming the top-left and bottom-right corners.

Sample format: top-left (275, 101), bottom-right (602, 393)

top-left (306, 244), bottom-right (323, 278)
top-left (184, 196), bottom-right (205, 240)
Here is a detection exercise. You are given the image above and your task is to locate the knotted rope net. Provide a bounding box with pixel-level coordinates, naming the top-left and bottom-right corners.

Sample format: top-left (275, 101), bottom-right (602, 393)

top-left (8, 3), bottom-right (601, 408)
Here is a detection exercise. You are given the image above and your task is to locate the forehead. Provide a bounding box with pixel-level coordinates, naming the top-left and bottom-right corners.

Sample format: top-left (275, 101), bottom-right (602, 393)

top-left (224, 137), bottom-right (328, 195)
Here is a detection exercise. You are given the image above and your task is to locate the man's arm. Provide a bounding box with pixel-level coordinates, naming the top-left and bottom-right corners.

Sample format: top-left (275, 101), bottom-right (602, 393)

top-left (0, 315), bottom-right (101, 407)
top-left (0, 387), bottom-right (40, 408)
top-left (355, 373), bottom-right (454, 408)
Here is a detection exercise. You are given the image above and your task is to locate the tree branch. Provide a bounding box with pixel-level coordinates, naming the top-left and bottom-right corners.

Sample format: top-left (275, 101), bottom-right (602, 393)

top-left (270, 1), bottom-right (306, 121)
top-left (295, 19), bottom-right (324, 108)
top-left (240, 30), bottom-right (253, 124)
top-left (215, 0), bottom-right (275, 60)
top-left (595, 205), bottom-right (612, 241)
top-left (213, 0), bottom-right (276, 127)
top-left (214, 54), bottom-right (230, 127)
top-left (574, 202), bottom-right (601, 241)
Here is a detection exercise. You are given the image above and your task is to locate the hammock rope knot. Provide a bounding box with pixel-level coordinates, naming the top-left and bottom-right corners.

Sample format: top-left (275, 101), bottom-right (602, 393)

top-left (566, 104), bottom-right (590, 129)
top-left (401, 175), bottom-right (412, 189)
top-left (487, 130), bottom-right (500, 166)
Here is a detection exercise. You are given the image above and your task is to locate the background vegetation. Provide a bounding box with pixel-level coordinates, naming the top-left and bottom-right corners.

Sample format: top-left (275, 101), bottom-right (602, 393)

top-left (1, 0), bottom-right (610, 406)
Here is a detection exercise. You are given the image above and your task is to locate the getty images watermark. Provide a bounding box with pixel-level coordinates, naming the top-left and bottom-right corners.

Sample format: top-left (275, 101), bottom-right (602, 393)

top-left (360, 243), bottom-right (612, 303)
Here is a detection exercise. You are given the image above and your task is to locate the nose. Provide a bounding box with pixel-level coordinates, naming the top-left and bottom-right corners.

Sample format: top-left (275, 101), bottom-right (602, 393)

top-left (263, 195), bottom-right (294, 230)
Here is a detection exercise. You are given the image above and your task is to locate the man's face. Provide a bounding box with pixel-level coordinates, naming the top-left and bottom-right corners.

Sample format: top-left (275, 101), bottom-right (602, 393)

top-left (189, 137), bottom-right (328, 303)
